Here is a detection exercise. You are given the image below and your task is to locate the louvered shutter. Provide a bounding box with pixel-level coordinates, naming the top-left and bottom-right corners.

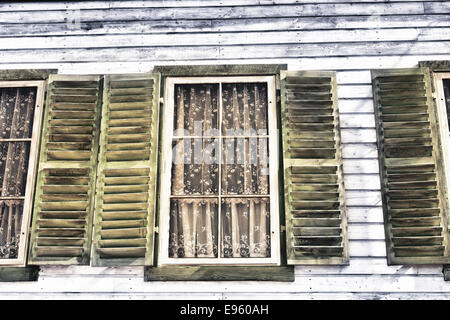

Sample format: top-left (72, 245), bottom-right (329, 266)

top-left (92, 74), bottom-right (160, 266)
top-left (28, 75), bottom-right (102, 265)
top-left (280, 71), bottom-right (348, 265)
top-left (372, 68), bottom-right (450, 264)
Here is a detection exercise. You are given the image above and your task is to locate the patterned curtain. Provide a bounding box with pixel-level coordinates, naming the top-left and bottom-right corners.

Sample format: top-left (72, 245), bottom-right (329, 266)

top-left (169, 83), bottom-right (270, 259)
top-left (0, 87), bottom-right (36, 259)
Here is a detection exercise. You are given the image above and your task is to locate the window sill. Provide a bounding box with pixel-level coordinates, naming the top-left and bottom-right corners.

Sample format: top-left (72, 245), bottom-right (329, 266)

top-left (0, 266), bottom-right (40, 282)
top-left (144, 265), bottom-right (294, 282)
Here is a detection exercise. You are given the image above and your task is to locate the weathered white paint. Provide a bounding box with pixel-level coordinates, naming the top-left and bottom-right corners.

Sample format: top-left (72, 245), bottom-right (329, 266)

top-left (1, 0), bottom-right (450, 300)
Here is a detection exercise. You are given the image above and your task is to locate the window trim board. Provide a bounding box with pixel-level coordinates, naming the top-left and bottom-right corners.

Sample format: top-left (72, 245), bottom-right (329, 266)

top-left (145, 265), bottom-right (294, 282)
top-left (158, 75), bottom-right (280, 266)
top-left (433, 73), bottom-right (450, 231)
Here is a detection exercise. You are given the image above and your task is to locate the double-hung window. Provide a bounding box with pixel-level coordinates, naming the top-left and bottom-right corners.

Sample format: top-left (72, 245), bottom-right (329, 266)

top-left (158, 76), bottom-right (280, 265)
top-left (0, 81), bottom-right (45, 266)
top-left (434, 73), bottom-right (450, 203)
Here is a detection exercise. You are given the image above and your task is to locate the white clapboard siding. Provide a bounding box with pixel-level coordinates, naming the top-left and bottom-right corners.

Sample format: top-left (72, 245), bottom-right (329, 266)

top-left (340, 129), bottom-right (377, 143)
top-left (1, 0), bottom-right (450, 300)
top-left (345, 191), bottom-right (381, 206)
top-left (3, 292), bottom-right (450, 300)
top-left (347, 207), bottom-right (383, 223)
top-left (343, 159), bottom-right (379, 174)
top-left (342, 143), bottom-right (378, 159)
top-left (2, 16), bottom-right (450, 38)
top-left (338, 85), bottom-right (373, 99)
top-left (344, 175), bottom-right (381, 190)
top-left (339, 99), bottom-right (374, 113)
top-left (337, 71), bottom-right (372, 84)
top-left (2, 28), bottom-right (450, 49)
top-left (3, 274), bottom-right (450, 293)
top-left (0, 3), bottom-right (432, 23)
top-left (0, 0), bottom-right (447, 12)
top-left (340, 114), bottom-right (376, 128)
top-left (3, 55), bottom-right (450, 72)
top-left (1, 42), bottom-right (450, 63)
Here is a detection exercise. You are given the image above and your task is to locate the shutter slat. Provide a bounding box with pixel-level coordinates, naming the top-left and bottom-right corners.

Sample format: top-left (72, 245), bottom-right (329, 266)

top-left (28, 75), bottom-right (102, 265)
top-left (372, 68), bottom-right (450, 264)
top-left (281, 70), bottom-right (348, 265)
top-left (92, 73), bottom-right (160, 266)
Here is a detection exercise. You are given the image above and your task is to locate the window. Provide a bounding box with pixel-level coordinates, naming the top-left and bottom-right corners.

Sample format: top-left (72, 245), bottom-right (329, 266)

top-left (0, 81), bottom-right (45, 266)
top-left (158, 76), bottom-right (280, 265)
top-left (434, 73), bottom-right (450, 214)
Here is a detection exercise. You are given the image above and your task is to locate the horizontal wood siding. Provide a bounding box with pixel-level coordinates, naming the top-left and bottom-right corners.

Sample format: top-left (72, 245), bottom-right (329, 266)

top-left (1, 0), bottom-right (450, 299)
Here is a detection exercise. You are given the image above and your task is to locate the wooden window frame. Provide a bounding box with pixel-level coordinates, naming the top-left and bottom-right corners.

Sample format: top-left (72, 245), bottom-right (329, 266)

top-left (145, 64), bottom-right (294, 281)
top-left (434, 73), bottom-right (450, 220)
top-left (0, 80), bottom-right (46, 266)
top-left (158, 75), bottom-right (280, 266)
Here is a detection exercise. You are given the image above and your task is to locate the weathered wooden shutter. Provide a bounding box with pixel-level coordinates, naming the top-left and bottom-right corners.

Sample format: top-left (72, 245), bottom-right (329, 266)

top-left (281, 71), bottom-right (348, 265)
top-left (28, 75), bottom-right (102, 265)
top-left (372, 68), bottom-right (450, 264)
top-left (92, 74), bottom-right (160, 266)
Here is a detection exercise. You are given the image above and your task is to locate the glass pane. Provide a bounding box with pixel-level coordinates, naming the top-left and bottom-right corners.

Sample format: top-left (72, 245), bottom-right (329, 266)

top-left (168, 80), bottom-right (273, 261)
top-left (171, 138), bottom-right (218, 195)
top-left (169, 198), bottom-right (218, 258)
top-left (0, 87), bottom-right (36, 139)
top-left (0, 142), bottom-right (31, 197)
top-left (444, 79), bottom-right (450, 130)
top-left (222, 137), bottom-right (269, 195)
top-left (0, 200), bottom-right (24, 259)
top-left (174, 84), bottom-right (219, 136)
top-left (222, 83), bottom-right (268, 136)
top-left (221, 198), bottom-right (270, 258)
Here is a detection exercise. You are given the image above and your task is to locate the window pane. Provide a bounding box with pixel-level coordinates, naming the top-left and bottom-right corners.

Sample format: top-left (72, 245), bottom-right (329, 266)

top-left (171, 138), bottom-right (219, 195)
top-left (169, 198), bottom-right (218, 258)
top-left (174, 84), bottom-right (219, 136)
top-left (222, 137), bottom-right (269, 195)
top-left (444, 79), bottom-right (450, 129)
top-left (222, 83), bottom-right (268, 135)
top-left (0, 142), bottom-right (31, 197)
top-left (221, 198), bottom-right (270, 258)
top-left (166, 79), bottom-right (274, 262)
top-left (0, 87), bottom-right (36, 139)
top-left (0, 200), bottom-right (24, 259)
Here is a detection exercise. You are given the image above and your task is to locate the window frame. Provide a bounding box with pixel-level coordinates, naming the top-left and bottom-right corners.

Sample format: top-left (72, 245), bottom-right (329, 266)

top-left (158, 75), bottom-right (280, 266)
top-left (0, 80), bottom-right (46, 267)
top-left (434, 73), bottom-right (450, 218)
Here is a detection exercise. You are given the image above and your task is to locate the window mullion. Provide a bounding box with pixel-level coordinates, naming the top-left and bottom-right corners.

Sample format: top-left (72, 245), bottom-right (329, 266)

top-left (218, 81), bottom-right (223, 261)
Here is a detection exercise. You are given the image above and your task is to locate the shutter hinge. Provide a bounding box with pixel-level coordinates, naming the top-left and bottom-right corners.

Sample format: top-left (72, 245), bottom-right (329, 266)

top-left (154, 226), bottom-right (159, 234)
top-left (431, 92), bottom-right (437, 100)
top-left (280, 225), bottom-right (286, 232)
top-left (159, 97), bottom-right (164, 104)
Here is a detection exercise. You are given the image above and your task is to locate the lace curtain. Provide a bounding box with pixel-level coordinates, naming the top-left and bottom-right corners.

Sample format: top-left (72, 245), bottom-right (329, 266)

top-left (169, 83), bottom-right (270, 259)
top-left (0, 87), bottom-right (36, 259)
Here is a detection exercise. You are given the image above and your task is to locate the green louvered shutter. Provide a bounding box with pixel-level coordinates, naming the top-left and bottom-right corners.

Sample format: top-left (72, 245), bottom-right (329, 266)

top-left (92, 74), bottom-right (160, 266)
top-left (28, 75), bottom-right (102, 265)
top-left (372, 68), bottom-right (450, 264)
top-left (281, 71), bottom-right (348, 265)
